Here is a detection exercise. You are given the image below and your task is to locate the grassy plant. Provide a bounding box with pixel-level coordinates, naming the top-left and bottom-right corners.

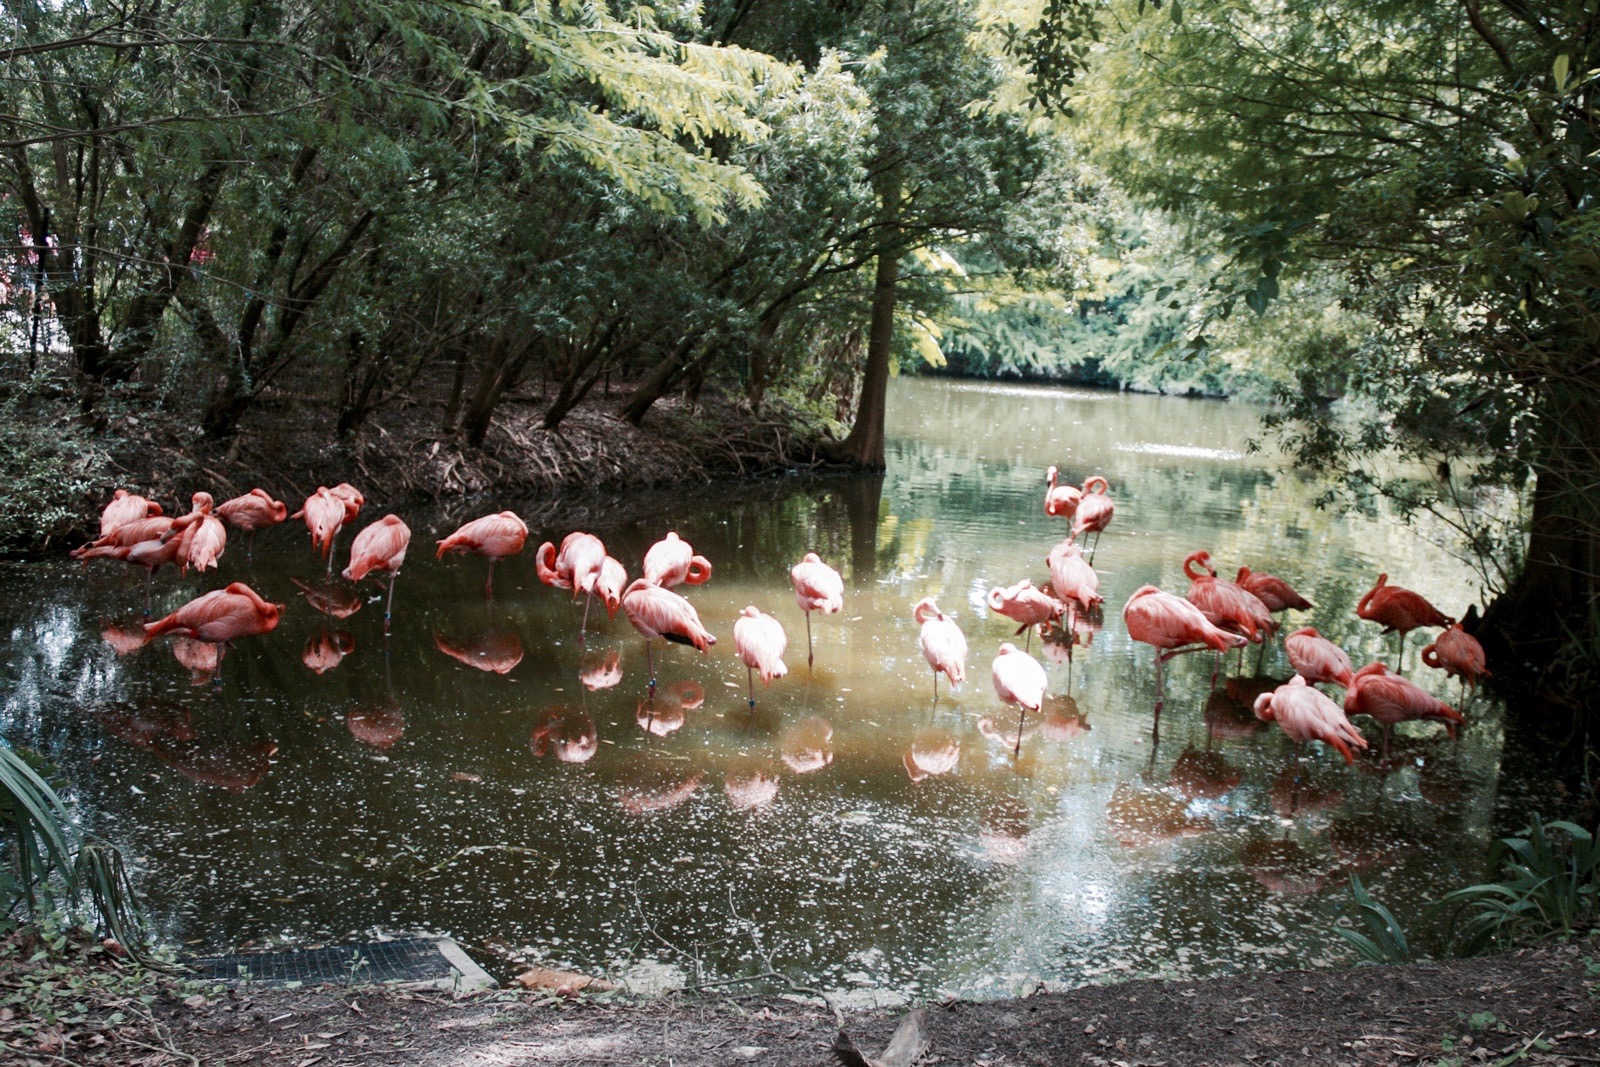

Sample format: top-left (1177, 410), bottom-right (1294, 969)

top-left (2, 741), bottom-right (149, 959)
top-left (1433, 816), bottom-right (1599, 955)
top-left (1336, 874), bottom-right (1412, 963)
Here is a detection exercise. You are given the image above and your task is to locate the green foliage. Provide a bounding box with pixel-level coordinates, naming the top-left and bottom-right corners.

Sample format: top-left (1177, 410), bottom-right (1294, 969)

top-left (0, 379), bottom-right (109, 553)
top-left (1336, 874), bottom-right (1412, 964)
top-left (1433, 817), bottom-right (1600, 956)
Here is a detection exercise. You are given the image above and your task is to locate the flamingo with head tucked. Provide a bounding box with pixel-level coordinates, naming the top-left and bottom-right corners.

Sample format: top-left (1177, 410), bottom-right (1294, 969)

top-left (732, 606), bottom-right (787, 708)
top-left (913, 597), bottom-right (967, 700)
top-left (1123, 584), bottom-right (1248, 700)
top-left (621, 578), bottom-right (715, 690)
top-left (1421, 622), bottom-right (1490, 700)
top-left (437, 511), bottom-right (528, 596)
top-left (98, 489), bottom-right (163, 539)
top-left (1284, 627), bottom-right (1355, 690)
top-left (344, 514), bottom-right (412, 632)
top-left (215, 489), bottom-right (288, 559)
top-left (642, 532), bottom-right (712, 588)
top-left (536, 530), bottom-right (607, 632)
top-left (992, 642), bottom-right (1048, 754)
top-left (143, 582), bottom-right (284, 682)
top-left (1344, 661), bottom-right (1464, 761)
top-left (790, 552), bottom-right (843, 669)
top-left (1072, 476), bottom-right (1114, 562)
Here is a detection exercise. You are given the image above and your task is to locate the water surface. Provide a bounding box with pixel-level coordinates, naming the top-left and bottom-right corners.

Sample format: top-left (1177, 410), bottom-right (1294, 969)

top-left (1, 378), bottom-right (1526, 1002)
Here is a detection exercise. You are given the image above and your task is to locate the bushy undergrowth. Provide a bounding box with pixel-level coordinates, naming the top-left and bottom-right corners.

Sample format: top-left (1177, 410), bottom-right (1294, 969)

top-left (0, 378), bottom-right (110, 555)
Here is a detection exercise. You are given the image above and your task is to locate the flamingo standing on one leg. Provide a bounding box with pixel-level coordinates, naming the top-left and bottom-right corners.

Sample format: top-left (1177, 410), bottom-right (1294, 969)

top-left (1072, 476), bottom-right (1115, 563)
top-left (732, 606), bottom-right (787, 708)
top-left (1122, 584), bottom-right (1248, 703)
top-left (215, 489), bottom-right (288, 560)
top-left (1253, 675), bottom-right (1368, 765)
top-left (1421, 622), bottom-right (1491, 701)
top-left (166, 492), bottom-right (227, 575)
top-left (1047, 538), bottom-right (1104, 614)
top-left (1184, 550), bottom-right (1274, 675)
top-left (621, 578), bottom-right (716, 691)
top-left (535, 530), bottom-right (607, 632)
top-left (344, 514), bottom-right (412, 633)
top-left (790, 552), bottom-right (843, 669)
top-left (987, 578), bottom-right (1064, 651)
top-left (1044, 465), bottom-right (1081, 522)
top-left (992, 642), bottom-right (1047, 755)
top-left (437, 510), bottom-right (528, 597)
top-left (1355, 573), bottom-right (1453, 675)
top-left (642, 532), bottom-right (713, 588)
top-left (913, 597), bottom-right (967, 700)
top-left (1344, 661), bottom-right (1464, 762)
top-left (142, 582), bottom-right (284, 682)
top-left (294, 486), bottom-right (363, 575)
top-left (74, 536), bottom-right (184, 615)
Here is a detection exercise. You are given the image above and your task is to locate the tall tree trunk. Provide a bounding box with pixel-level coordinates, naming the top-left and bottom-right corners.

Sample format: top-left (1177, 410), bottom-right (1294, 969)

top-left (824, 168), bottom-right (902, 471)
top-left (617, 334), bottom-right (699, 426)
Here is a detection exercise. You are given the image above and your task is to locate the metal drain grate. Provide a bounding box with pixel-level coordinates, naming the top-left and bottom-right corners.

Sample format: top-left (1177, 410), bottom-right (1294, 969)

top-left (185, 936), bottom-right (495, 990)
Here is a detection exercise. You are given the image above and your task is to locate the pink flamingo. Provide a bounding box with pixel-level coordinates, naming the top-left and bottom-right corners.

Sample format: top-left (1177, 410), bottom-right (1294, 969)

top-left (1047, 538), bottom-right (1103, 613)
top-left (143, 582), bottom-right (284, 682)
top-left (913, 597), bottom-right (967, 699)
top-left (1421, 623), bottom-right (1490, 699)
top-left (621, 578), bottom-right (716, 689)
top-left (732, 606), bottom-right (787, 707)
top-left (642, 532), bottom-right (713, 588)
top-left (166, 493), bottom-right (225, 574)
top-left (594, 556), bottom-right (628, 619)
top-left (215, 489), bottom-right (288, 559)
top-left (1122, 584), bottom-right (1247, 700)
top-left (437, 511), bottom-right (528, 596)
top-left (1072, 475), bottom-right (1114, 562)
top-left (98, 489), bottom-right (163, 538)
top-left (1044, 465), bottom-right (1081, 520)
top-left (1344, 661), bottom-right (1464, 761)
top-left (343, 514), bottom-right (412, 631)
top-left (294, 486), bottom-right (361, 574)
top-left (992, 642), bottom-right (1048, 754)
top-left (1236, 566), bottom-right (1314, 614)
top-left (987, 578), bottom-right (1063, 650)
top-left (1184, 551), bottom-right (1274, 647)
top-left (1355, 573), bottom-right (1453, 673)
top-left (1283, 627), bottom-right (1355, 689)
top-left (1252, 675), bottom-right (1368, 765)
top-left (790, 552), bottom-right (843, 668)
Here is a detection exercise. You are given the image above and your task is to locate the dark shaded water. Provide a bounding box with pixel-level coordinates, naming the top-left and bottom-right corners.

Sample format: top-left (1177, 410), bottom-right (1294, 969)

top-left (1, 379), bottom-right (1532, 1004)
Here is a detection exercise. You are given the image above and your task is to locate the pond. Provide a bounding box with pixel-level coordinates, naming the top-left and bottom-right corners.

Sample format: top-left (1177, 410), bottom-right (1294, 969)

top-left (1, 377), bottom-right (1536, 1004)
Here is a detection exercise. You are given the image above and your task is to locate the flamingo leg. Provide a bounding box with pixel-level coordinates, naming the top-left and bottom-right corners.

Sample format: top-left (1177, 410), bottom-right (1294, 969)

top-left (1013, 704), bottom-right (1024, 756)
top-left (384, 570), bottom-right (398, 635)
top-left (579, 588), bottom-right (593, 643)
top-left (485, 558), bottom-right (498, 599)
top-left (645, 640), bottom-right (657, 693)
top-left (747, 664), bottom-right (756, 710)
top-left (805, 611), bottom-right (815, 670)
top-left (1394, 630), bottom-right (1407, 675)
top-left (931, 668), bottom-right (939, 703)
top-left (143, 569), bottom-right (154, 617)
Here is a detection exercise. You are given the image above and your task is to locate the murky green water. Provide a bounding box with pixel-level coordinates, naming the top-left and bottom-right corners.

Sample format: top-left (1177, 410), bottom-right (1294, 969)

top-left (1, 378), bottom-right (1530, 1002)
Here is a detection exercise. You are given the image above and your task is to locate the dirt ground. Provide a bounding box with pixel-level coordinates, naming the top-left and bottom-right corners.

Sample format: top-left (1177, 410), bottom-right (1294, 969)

top-left (7, 938), bottom-right (1597, 1066)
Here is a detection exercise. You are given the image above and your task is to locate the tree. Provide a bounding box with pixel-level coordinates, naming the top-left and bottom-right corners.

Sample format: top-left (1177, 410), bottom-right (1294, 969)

top-left (1038, 0), bottom-right (1600, 715)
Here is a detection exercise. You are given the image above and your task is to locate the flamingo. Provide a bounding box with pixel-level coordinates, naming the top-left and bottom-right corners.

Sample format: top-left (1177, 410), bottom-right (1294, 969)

top-left (1344, 661), bottom-right (1464, 760)
top-left (98, 489), bottom-right (163, 538)
top-left (790, 552), bottom-right (843, 669)
top-left (1355, 573), bottom-right (1453, 673)
top-left (1184, 551), bottom-right (1274, 676)
top-left (294, 486), bottom-right (360, 573)
top-left (1122, 584), bottom-right (1248, 699)
top-left (1046, 538), bottom-right (1103, 613)
top-left (992, 642), bottom-right (1048, 754)
top-left (74, 536), bottom-right (184, 615)
top-left (1252, 675), bottom-right (1368, 766)
top-left (594, 556), bottom-right (628, 619)
top-left (1044, 465), bottom-right (1081, 520)
top-left (437, 510), bottom-right (528, 596)
top-left (536, 530), bottom-right (608, 631)
top-left (166, 493), bottom-right (226, 574)
top-left (74, 515), bottom-right (176, 559)
top-left (621, 578), bottom-right (716, 689)
top-left (1072, 475), bottom-right (1114, 562)
top-left (986, 578), bottom-right (1064, 650)
top-left (1235, 566), bottom-right (1314, 614)
top-left (215, 489), bottom-right (288, 559)
top-left (1421, 622), bottom-right (1491, 698)
top-left (142, 582), bottom-right (284, 681)
top-left (343, 514), bottom-right (412, 632)
top-left (732, 605), bottom-right (787, 707)
top-left (1283, 627), bottom-right (1355, 689)
top-left (642, 532), bottom-right (713, 588)
top-left (913, 596), bottom-right (967, 699)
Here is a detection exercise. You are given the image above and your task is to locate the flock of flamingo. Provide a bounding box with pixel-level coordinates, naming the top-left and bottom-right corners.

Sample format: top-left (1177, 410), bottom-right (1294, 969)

top-left (73, 466), bottom-right (1490, 779)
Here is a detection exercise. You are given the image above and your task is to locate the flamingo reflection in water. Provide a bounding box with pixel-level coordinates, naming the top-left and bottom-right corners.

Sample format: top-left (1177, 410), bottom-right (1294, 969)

top-left (171, 637), bottom-right (220, 686)
top-left (291, 576), bottom-right (362, 619)
top-left (93, 699), bottom-right (196, 749)
top-left (724, 756), bottom-right (780, 812)
top-left (433, 629), bottom-right (524, 674)
top-left (1167, 746), bottom-right (1243, 801)
top-left (780, 716), bottom-right (834, 774)
top-left (616, 754), bottom-right (703, 815)
top-left (979, 795), bottom-right (1032, 865)
top-left (1104, 783), bottom-right (1213, 848)
top-left (348, 699), bottom-right (405, 750)
top-left (302, 629), bottom-right (356, 674)
top-left (1038, 693), bottom-right (1091, 743)
top-left (578, 648), bottom-right (623, 691)
top-left (636, 680), bottom-right (704, 737)
top-left (903, 727), bottom-right (960, 782)
top-left (1239, 836), bottom-right (1339, 896)
top-left (529, 706), bottom-right (598, 764)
